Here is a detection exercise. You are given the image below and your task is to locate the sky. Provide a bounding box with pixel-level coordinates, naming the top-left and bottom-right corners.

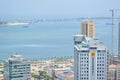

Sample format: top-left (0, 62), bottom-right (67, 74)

top-left (0, 0), bottom-right (120, 20)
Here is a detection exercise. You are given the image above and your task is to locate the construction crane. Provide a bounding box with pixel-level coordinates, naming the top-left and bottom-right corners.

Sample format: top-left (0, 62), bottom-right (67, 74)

top-left (109, 9), bottom-right (120, 63)
top-left (109, 9), bottom-right (114, 62)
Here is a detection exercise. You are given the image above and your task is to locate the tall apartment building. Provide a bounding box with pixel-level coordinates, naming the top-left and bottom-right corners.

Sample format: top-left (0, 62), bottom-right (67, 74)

top-left (74, 35), bottom-right (109, 80)
top-left (118, 22), bottom-right (120, 59)
top-left (4, 54), bottom-right (31, 80)
top-left (81, 21), bottom-right (95, 38)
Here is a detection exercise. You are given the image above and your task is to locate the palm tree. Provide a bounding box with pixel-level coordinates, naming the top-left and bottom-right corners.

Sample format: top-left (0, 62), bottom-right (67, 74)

top-left (64, 56), bottom-right (67, 59)
top-left (70, 56), bottom-right (73, 59)
top-left (54, 56), bottom-right (56, 60)
top-left (67, 56), bottom-right (69, 59)
top-left (51, 57), bottom-right (53, 61)
top-left (47, 57), bottom-right (50, 60)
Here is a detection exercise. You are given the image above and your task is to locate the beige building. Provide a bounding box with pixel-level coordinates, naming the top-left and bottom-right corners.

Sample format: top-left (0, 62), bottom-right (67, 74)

top-left (81, 21), bottom-right (95, 38)
top-left (0, 75), bottom-right (4, 80)
top-left (116, 64), bottom-right (120, 80)
top-left (0, 63), bottom-right (4, 80)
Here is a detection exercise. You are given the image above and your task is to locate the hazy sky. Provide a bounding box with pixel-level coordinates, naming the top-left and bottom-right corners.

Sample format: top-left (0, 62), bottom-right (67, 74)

top-left (0, 0), bottom-right (120, 19)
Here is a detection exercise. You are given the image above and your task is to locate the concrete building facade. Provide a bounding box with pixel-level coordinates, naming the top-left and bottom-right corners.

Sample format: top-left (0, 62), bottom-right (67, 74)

top-left (108, 64), bottom-right (120, 80)
top-left (81, 21), bottom-right (95, 38)
top-left (74, 35), bottom-right (108, 80)
top-left (0, 63), bottom-right (4, 80)
top-left (4, 54), bottom-right (31, 80)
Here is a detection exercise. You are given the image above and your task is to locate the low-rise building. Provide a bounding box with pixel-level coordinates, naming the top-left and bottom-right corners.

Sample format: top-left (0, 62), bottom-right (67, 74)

top-left (56, 70), bottom-right (74, 80)
top-left (109, 64), bottom-right (117, 80)
top-left (109, 63), bottom-right (120, 80)
top-left (0, 74), bottom-right (4, 80)
top-left (116, 64), bottom-right (120, 80)
top-left (4, 54), bottom-right (31, 80)
top-left (0, 63), bottom-right (4, 80)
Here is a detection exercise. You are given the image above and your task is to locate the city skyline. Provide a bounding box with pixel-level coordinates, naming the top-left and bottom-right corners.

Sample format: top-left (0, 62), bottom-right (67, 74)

top-left (0, 1), bottom-right (120, 80)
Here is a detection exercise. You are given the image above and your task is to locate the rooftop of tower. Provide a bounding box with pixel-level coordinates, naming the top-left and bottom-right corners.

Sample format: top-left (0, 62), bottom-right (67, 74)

top-left (74, 35), bottom-right (107, 51)
top-left (5, 54), bottom-right (28, 63)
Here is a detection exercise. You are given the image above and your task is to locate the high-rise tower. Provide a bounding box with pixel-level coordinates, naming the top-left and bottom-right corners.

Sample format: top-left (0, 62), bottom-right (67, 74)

top-left (4, 54), bottom-right (31, 80)
top-left (118, 22), bottom-right (120, 59)
top-left (81, 21), bottom-right (95, 38)
top-left (74, 35), bottom-right (109, 80)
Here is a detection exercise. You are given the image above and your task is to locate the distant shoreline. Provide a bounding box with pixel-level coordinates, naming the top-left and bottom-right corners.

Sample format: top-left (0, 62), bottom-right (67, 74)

top-left (0, 21), bottom-right (30, 26)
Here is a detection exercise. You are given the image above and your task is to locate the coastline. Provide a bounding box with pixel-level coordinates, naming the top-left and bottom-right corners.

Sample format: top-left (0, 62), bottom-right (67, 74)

top-left (0, 21), bottom-right (30, 26)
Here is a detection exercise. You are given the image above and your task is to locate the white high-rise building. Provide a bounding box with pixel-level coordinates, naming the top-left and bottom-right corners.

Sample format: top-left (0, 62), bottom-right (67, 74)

top-left (74, 35), bottom-right (109, 80)
top-left (4, 54), bottom-right (31, 80)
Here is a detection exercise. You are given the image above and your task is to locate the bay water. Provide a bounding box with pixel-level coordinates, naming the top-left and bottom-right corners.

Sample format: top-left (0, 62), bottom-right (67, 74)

top-left (0, 19), bottom-right (119, 60)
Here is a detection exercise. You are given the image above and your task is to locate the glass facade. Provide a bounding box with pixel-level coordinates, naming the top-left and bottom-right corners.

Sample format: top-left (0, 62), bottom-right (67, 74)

top-left (4, 55), bottom-right (31, 80)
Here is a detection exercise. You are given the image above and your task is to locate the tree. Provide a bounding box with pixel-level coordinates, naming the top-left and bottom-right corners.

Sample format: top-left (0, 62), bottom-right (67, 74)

top-left (38, 70), bottom-right (47, 77)
top-left (31, 73), bottom-right (40, 79)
